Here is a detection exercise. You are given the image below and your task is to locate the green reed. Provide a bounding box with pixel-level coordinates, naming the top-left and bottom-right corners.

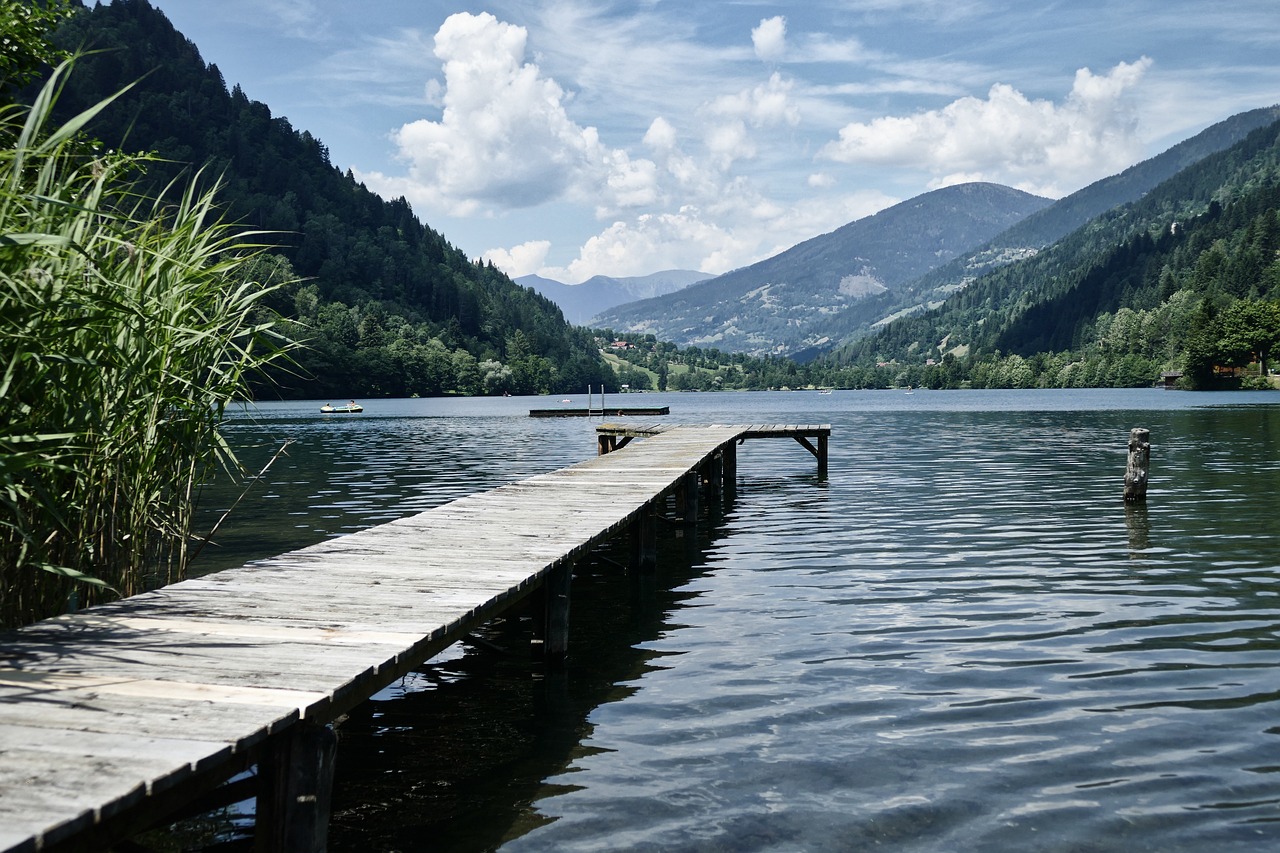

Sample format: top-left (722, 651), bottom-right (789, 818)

top-left (0, 61), bottom-right (294, 628)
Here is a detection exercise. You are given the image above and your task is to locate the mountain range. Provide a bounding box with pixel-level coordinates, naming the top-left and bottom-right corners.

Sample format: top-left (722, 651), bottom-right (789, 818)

top-left (828, 113), bottom-right (1280, 383)
top-left (594, 182), bottom-right (1051, 356)
top-left (597, 107), bottom-right (1280, 360)
top-left (517, 270), bottom-right (711, 325)
top-left (866, 106), bottom-right (1280, 322)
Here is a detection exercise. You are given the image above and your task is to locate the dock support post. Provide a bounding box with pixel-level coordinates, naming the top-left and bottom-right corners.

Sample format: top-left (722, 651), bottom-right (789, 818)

top-left (632, 503), bottom-right (658, 572)
top-left (818, 433), bottom-right (828, 480)
top-left (681, 471), bottom-right (700, 524)
top-left (708, 453), bottom-right (723, 502)
top-left (256, 721), bottom-right (336, 853)
top-left (722, 442), bottom-right (737, 503)
top-left (542, 561), bottom-right (573, 664)
top-left (1124, 428), bottom-right (1150, 503)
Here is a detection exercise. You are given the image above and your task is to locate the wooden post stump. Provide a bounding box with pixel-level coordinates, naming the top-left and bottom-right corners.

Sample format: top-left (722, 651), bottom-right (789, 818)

top-left (1124, 428), bottom-right (1150, 503)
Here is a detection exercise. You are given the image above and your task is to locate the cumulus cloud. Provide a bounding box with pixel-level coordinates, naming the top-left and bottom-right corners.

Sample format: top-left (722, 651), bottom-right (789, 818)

top-left (752, 16), bottom-right (787, 62)
top-left (359, 12), bottom-right (656, 216)
top-left (361, 10), bottom-right (891, 284)
top-left (643, 116), bottom-right (678, 152)
top-left (482, 240), bottom-right (551, 278)
top-left (708, 73), bottom-right (800, 128)
top-left (502, 187), bottom-right (898, 283)
top-left (821, 58), bottom-right (1154, 195)
top-left (698, 73), bottom-right (800, 171)
top-left (561, 211), bottom-right (751, 281)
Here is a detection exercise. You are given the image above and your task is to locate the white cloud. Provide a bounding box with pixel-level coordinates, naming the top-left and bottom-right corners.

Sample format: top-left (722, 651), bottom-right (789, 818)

top-left (708, 72), bottom-right (800, 128)
top-left (358, 12), bottom-right (652, 216)
top-left (503, 188), bottom-right (898, 283)
top-left (699, 73), bottom-right (800, 172)
top-left (561, 211), bottom-right (750, 281)
top-left (643, 116), bottom-right (678, 152)
top-left (752, 16), bottom-right (787, 63)
top-left (482, 240), bottom-right (551, 278)
top-left (704, 120), bottom-right (756, 170)
top-left (821, 58), bottom-right (1154, 196)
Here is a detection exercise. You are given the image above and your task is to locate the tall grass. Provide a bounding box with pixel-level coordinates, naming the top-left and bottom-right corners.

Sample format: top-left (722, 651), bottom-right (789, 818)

top-left (0, 61), bottom-right (294, 628)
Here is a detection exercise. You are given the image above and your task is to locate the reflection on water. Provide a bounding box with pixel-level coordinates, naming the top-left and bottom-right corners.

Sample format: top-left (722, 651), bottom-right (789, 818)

top-left (199, 391), bottom-right (1280, 851)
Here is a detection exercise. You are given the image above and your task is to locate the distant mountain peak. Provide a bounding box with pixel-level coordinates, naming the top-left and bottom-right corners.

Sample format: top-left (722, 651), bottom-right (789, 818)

top-left (593, 182), bottom-right (1052, 356)
top-left (517, 269), bottom-right (711, 325)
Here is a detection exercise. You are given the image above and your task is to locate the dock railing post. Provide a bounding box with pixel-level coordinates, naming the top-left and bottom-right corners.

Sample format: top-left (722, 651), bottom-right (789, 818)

top-left (256, 721), bottom-right (337, 853)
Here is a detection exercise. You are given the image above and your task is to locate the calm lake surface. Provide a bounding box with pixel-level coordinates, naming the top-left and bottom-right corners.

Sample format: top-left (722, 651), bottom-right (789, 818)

top-left (201, 389), bottom-right (1280, 852)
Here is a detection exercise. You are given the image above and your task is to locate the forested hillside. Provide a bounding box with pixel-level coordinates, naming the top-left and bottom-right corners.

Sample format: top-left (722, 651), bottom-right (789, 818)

top-left (830, 107), bottom-right (1280, 354)
top-left (49, 0), bottom-right (610, 397)
top-left (826, 118), bottom-right (1280, 389)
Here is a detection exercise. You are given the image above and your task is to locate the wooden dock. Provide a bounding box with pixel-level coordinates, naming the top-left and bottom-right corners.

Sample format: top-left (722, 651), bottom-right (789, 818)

top-left (0, 423), bottom-right (829, 852)
top-left (528, 405), bottom-right (670, 417)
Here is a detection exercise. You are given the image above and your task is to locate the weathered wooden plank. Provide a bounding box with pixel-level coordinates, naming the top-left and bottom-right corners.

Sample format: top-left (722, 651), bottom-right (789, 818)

top-left (0, 731), bottom-right (225, 850)
top-left (0, 683), bottom-right (294, 745)
top-left (0, 670), bottom-right (324, 710)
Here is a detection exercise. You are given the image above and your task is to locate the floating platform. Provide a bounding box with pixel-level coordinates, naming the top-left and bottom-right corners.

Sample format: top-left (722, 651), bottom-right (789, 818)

top-left (0, 423), bottom-right (828, 852)
top-left (529, 405), bottom-right (670, 417)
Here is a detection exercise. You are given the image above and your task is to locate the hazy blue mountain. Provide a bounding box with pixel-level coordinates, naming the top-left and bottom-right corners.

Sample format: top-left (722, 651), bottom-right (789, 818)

top-left (593, 183), bottom-right (1051, 356)
top-left (518, 269), bottom-right (711, 325)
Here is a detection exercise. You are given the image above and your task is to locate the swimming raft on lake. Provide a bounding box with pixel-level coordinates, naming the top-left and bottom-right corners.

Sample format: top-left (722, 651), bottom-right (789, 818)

top-left (320, 402), bottom-right (364, 413)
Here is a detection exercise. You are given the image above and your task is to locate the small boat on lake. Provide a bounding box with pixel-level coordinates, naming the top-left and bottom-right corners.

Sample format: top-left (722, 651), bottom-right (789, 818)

top-left (321, 402), bottom-right (364, 414)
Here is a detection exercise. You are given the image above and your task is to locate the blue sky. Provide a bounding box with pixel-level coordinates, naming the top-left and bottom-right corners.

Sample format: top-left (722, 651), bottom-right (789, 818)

top-left (143, 0), bottom-right (1280, 282)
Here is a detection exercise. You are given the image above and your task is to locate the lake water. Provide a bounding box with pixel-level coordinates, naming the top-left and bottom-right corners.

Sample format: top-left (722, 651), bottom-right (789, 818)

top-left (201, 389), bottom-right (1280, 852)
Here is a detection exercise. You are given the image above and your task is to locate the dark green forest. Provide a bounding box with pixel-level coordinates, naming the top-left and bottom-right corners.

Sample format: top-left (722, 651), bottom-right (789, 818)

top-left (48, 0), bottom-right (611, 398)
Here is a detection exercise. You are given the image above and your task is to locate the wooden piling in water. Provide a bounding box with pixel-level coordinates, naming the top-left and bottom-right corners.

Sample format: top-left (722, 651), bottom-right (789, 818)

top-left (681, 470), bottom-right (700, 525)
top-left (1124, 428), bottom-right (1150, 503)
top-left (633, 504), bottom-right (658, 572)
top-left (256, 721), bottom-right (336, 853)
top-left (542, 561), bottom-right (573, 664)
top-left (722, 442), bottom-right (737, 502)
